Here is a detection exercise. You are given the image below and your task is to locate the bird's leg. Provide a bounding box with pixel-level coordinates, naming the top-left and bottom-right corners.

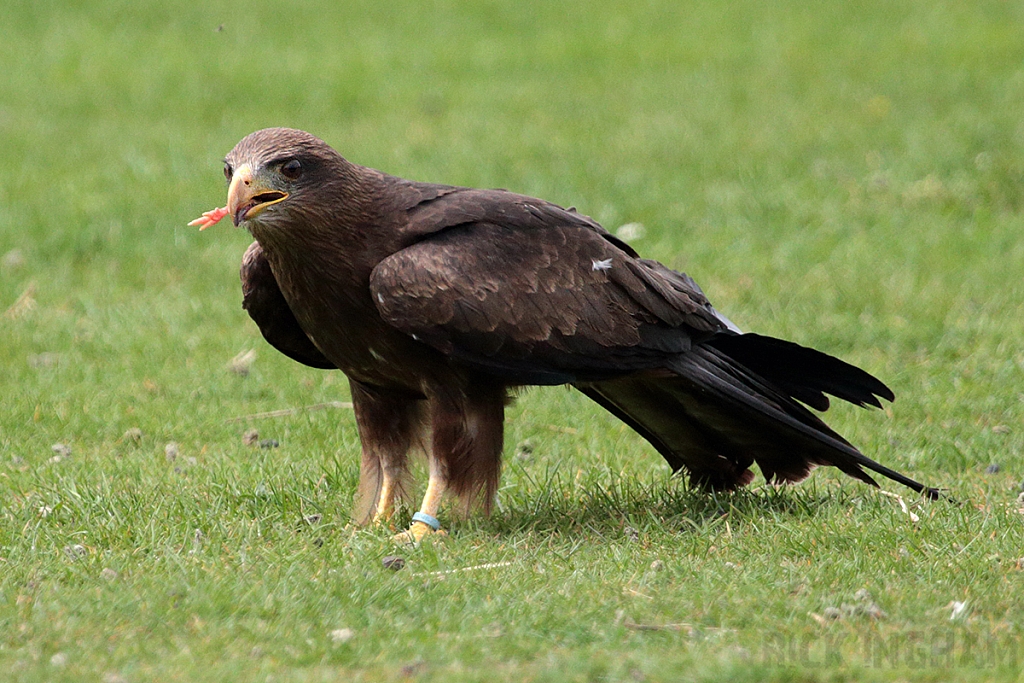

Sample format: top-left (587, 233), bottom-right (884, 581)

top-left (445, 381), bottom-right (505, 517)
top-left (393, 381), bottom-right (505, 545)
top-left (393, 451), bottom-right (448, 545)
top-left (349, 381), bottom-right (420, 527)
top-left (370, 469), bottom-right (398, 524)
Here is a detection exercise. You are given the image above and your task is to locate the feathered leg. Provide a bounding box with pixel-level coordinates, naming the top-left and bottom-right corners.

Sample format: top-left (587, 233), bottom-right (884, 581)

top-left (394, 379), bottom-right (505, 545)
top-left (350, 380), bottom-right (422, 526)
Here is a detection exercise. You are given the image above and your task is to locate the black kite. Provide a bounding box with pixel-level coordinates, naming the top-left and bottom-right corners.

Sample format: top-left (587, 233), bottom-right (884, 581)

top-left (191, 128), bottom-right (939, 544)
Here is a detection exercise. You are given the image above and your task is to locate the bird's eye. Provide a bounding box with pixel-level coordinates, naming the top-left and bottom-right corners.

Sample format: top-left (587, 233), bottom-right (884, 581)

top-left (223, 163), bottom-right (233, 181)
top-left (280, 159), bottom-right (302, 180)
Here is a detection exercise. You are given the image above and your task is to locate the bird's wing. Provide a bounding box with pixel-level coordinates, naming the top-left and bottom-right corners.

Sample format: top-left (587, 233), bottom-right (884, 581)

top-left (369, 187), bottom-right (938, 500)
top-left (240, 241), bottom-right (336, 370)
top-left (370, 189), bottom-right (727, 384)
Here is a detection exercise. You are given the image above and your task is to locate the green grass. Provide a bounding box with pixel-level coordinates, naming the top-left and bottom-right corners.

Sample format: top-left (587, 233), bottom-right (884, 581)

top-left (2, 0), bottom-right (1024, 680)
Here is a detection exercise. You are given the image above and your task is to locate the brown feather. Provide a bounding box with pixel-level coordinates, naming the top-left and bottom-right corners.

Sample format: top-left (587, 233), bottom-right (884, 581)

top-left (241, 241), bottom-right (336, 370)
top-left (349, 381), bottom-right (423, 525)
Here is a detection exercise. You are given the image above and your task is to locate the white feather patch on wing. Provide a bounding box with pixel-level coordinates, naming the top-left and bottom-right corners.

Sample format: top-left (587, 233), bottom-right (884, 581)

top-left (591, 258), bottom-right (613, 271)
top-left (711, 307), bottom-right (743, 333)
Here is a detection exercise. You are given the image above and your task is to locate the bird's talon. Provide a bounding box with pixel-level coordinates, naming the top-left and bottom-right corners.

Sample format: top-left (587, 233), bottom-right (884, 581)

top-left (392, 520), bottom-right (445, 546)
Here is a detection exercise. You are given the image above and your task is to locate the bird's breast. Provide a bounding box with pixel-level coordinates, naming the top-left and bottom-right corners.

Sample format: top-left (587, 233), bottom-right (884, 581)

top-left (259, 237), bottom-right (451, 393)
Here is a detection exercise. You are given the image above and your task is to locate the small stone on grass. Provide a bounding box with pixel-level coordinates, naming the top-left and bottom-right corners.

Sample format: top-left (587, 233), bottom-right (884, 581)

top-left (382, 555), bottom-right (406, 571)
top-left (985, 463), bottom-right (1001, 474)
top-left (329, 628), bottom-right (354, 644)
top-left (820, 589), bottom-right (886, 622)
top-left (243, 429), bottom-right (259, 446)
top-left (2, 248), bottom-right (25, 269)
top-left (101, 568), bottom-right (118, 581)
top-left (515, 439), bottom-right (535, 462)
top-left (228, 349), bottom-right (257, 376)
top-left (400, 661), bottom-right (427, 677)
top-left (165, 442), bottom-right (179, 462)
top-left (123, 428), bottom-right (144, 443)
top-left (64, 544), bottom-right (87, 561)
top-left (259, 439), bottom-right (279, 449)
top-left (851, 589), bottom-right (887, 619)
top-left (28, 352), bottom-right (60, 368)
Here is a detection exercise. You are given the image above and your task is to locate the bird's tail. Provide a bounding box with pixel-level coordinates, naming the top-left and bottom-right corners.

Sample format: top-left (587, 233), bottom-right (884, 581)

top-left (576, 333), bottom-right (941, 499)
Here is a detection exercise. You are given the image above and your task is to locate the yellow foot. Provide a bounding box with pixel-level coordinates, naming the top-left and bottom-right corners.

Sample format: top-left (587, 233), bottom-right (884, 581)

top-left (392, 520), bottom-right (447, 546)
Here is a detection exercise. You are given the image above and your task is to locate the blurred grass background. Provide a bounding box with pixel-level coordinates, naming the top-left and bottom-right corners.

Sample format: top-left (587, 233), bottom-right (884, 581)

top-left (1, 1), bottom-right (1023, 681)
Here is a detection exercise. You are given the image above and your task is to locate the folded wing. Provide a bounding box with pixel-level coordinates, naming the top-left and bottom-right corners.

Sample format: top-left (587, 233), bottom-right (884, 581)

top-left (368, 188), bottom-right (939, 499)
top-left (240, 241), bottom-right (336, 370)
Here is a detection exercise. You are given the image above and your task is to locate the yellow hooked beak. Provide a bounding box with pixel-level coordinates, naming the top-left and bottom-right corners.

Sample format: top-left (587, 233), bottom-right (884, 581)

top-left (227, 163), bottom-right (289, 226)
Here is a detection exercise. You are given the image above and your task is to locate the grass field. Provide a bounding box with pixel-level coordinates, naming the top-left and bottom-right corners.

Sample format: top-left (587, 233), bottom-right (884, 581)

top-left (2, 0), bottom-right (1024, 680)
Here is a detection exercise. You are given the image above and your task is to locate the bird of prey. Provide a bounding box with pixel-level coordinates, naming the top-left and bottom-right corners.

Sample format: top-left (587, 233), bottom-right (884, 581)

top-left (191, 127), bottom-right (939, 544)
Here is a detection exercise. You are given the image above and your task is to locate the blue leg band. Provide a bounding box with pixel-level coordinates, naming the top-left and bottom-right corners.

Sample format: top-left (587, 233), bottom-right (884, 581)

top-left (411, 512), bottom-right (441, 531)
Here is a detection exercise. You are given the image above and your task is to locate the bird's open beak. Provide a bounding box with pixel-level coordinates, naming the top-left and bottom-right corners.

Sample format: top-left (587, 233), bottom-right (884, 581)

top-left (227, 163), bottom-right (289, 226)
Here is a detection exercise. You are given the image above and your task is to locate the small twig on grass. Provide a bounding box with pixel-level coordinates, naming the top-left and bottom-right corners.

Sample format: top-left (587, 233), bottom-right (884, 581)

top-left (3, 282), bottom-right (36, 320)
top-left (411, 561), bottom-right (514, 578)
top-left (545, 424), bottom-right (578, 435)
top-left (622, 618), bottom-right (695, 634)
top-left (809, 612), bottom-right (831, 627)
top-left (878, 490), bottom-right (920, 523)
top-left (225, 401), bottom-right (353, 423)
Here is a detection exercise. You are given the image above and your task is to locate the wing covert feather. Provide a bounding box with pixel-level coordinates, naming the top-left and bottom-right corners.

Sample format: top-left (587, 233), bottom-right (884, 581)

top-left (370, 212), bottom-right (725, 382)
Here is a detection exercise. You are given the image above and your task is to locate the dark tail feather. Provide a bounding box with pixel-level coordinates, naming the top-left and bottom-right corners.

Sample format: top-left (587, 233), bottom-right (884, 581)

top-left (707, 332), bottom-right (894, 410)
top-left (577, 336), bottom-right (942, 500)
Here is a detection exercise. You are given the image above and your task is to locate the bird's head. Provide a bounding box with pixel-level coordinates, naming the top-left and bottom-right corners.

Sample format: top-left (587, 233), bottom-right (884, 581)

top-left (221, 127), bottom-right (344, 230)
